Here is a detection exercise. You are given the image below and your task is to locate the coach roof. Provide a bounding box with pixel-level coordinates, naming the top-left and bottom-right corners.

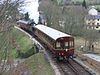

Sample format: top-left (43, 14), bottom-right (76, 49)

top-left (35, 25), bottom-right (71, 40)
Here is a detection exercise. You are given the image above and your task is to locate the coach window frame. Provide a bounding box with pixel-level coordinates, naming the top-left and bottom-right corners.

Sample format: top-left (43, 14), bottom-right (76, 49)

top-left (65, 42), bottom-right (69, 49)
top-left (56, 42), bottom-right (61, 49)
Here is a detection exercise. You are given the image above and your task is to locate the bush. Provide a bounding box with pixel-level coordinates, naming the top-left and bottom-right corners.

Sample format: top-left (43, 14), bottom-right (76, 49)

top-left (18, 46), bottom-right (36, 58)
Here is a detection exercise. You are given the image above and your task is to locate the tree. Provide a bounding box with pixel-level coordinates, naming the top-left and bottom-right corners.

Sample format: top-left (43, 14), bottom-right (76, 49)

top-left (0, 0), bottom-right (24, 74)
top-left (24, 12), bottom-right (30, 21)
top-left (83, 29), bottom-right (99, 52)
top-left (38, 0), bottom-right (64, 29)
top-left (82, 0), bottom-right (87, 9)
top-left (38, 0), bottom-right (86, 34)
top-left (38, 16), bottom-right (43, 24)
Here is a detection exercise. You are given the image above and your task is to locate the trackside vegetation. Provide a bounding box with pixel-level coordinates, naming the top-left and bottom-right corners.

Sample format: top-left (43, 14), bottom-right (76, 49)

top-left (5, 53), bottom-right (55, 75)
top-left (11, 28), bottom-right (34, 58)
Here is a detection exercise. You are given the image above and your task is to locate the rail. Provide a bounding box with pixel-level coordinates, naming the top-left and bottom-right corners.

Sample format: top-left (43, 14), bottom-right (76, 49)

top-left (57, 59), bottom-right (93, 75)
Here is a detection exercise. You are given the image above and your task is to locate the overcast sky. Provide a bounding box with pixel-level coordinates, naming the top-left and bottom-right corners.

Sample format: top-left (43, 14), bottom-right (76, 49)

top-left (21, 0), bottom-right (39, 23)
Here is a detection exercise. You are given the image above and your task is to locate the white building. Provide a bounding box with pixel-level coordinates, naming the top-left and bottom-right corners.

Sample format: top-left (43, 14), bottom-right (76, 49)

top-left (85, 6), bottom-right (100, 30)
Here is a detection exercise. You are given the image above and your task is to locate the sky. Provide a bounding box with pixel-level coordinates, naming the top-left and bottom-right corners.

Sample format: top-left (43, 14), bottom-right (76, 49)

top-left (21, 0), bottom-right (39, 23)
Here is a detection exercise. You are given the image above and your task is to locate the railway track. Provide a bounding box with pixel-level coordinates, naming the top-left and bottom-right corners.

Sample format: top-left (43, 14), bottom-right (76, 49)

top-left (57, 59), bottom-right (93, 75)
top-left (58, 62), bottom-right (78, 75)
top-left (22, 28), bottom-right (93, 75)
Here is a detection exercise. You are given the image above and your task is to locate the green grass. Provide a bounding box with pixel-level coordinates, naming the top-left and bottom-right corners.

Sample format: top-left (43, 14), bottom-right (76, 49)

top-left (6, 53), bottom-right (55, 75)
top-left (12, 28), bottom-right (33, 55)
top-left (0, 28), bottom-right (33, 58)
top-left (13, 28), bottom-right (33, 51)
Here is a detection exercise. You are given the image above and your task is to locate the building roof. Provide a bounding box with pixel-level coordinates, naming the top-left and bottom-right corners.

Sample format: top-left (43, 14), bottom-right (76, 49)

top-left (35, 25), bottom-right (71, 40)
top-left (88, 6), bottom-right (98, 15)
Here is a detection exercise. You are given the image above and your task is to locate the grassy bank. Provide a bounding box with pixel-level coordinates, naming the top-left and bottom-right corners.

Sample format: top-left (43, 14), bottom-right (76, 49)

top-left (6, 53), bottom-right (55, 75)
top-left (12, 28), bottom-right (33, 52)
top-left (0, 28), bottom-right (33, 58)
top-left (12, 28), bottom-right (33, 58)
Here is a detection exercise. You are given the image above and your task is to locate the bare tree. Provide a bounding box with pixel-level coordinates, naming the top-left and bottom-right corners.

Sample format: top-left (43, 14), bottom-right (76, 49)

top-left (38, 0), bottom-right (87, 35)
top-left (0, 0), bottom-right (24, 74)
top-left (38, 0), bottom-right (62, 29)
top-left (83, 29), bottom-right (100, 52)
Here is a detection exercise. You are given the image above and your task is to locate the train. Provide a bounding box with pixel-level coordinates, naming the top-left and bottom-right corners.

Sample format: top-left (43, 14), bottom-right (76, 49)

top-left (17, 20), bottom-right (75, 60)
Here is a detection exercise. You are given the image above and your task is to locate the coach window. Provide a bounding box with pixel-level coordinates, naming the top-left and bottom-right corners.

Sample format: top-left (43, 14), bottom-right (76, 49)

top-left (71, 41), bottom-right (74, 47)
top-left (56, 42), bottom-right (61, 49)
top-left (69, 42), bottom-right (71, 47)
top-left (69, 41), bottom-right (72, 48)
top-left (65, 42), bottom-right (68, 48)
top-left (70, 41), bottom-right (73, 47)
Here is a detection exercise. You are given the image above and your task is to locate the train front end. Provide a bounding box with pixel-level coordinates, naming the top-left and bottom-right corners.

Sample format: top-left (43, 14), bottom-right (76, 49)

top-left (54, 37), bottom-right (74, 60)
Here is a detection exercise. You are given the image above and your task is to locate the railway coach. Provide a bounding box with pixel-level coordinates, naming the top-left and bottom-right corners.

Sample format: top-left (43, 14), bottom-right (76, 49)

top-left (34, 25), bottom-right (75, 60)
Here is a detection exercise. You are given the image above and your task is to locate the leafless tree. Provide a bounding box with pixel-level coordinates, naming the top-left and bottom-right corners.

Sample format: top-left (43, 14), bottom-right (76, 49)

top-left (38, 0), bottom-right (62, 29)
top-left (83, 29), bottom-right (100, 52)
top-left (0, 0), bottom-right (24, 74)
top-left (39, 1), bottom-right (86, 35)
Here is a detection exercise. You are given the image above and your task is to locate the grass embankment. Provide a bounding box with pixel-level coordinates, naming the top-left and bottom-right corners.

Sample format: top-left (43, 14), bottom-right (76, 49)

top-left (0, 28), bottom-right (33, 58)
top-left (7, 53), bottom-right (55, 75)
top-left (11, 28), bottom-right (33, 58)
top-left (13, 28), bottom-right (33, 51)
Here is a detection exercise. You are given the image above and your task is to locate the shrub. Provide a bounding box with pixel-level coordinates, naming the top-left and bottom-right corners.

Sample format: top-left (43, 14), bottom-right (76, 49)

top-left (18, 46), bottom-right (36, 58)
